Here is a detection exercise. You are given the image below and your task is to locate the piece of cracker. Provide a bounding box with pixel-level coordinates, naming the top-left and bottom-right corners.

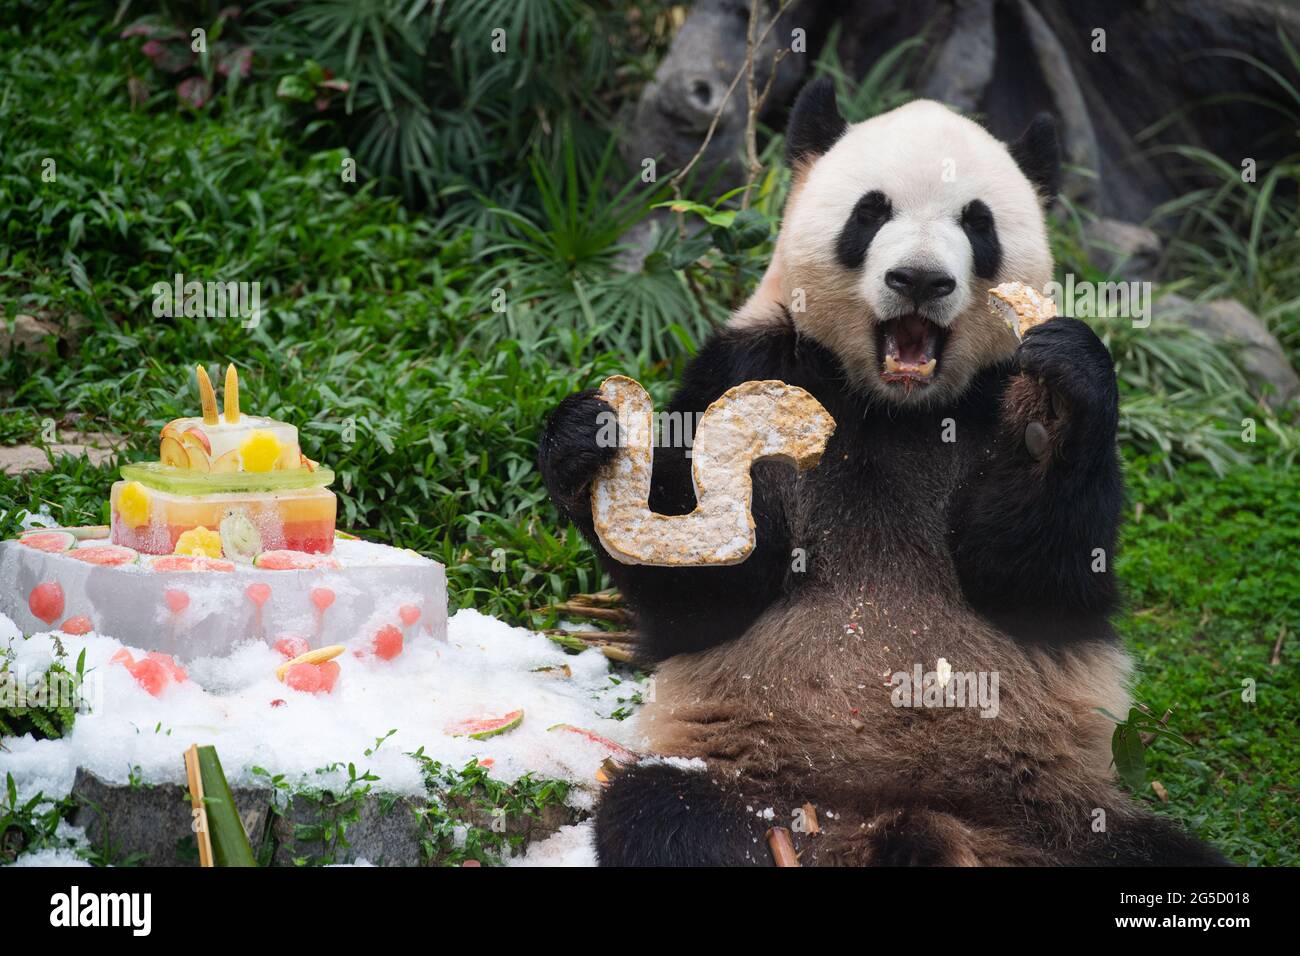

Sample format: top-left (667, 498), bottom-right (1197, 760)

top-left (988, 281), bottom-right (1058, 340)
top-left (590, 376), bottom-right (835, 566)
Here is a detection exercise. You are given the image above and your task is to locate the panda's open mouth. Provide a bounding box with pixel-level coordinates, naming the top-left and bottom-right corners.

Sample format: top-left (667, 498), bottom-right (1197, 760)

top-left (878, 314), bottom-right (946, 385)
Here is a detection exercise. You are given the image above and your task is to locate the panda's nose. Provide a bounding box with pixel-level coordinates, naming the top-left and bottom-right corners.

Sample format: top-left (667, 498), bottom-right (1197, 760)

top-left (885, 267), bottom-right (957, 305)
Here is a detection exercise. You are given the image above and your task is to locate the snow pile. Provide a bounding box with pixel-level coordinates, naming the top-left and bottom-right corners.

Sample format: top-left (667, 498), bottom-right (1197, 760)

top-left (507, 821), bottom-right (598, 867)
top-left (1, 608), bottom-right (647, 865)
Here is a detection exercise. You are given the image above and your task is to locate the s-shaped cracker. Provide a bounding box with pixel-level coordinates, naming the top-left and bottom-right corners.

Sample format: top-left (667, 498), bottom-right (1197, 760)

top-left (590, 376), bottom-right (835, 566)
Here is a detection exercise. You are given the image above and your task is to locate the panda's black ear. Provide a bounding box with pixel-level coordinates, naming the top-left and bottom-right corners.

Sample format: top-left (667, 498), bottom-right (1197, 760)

top-left (785, 77), bottom-right (846, 168)
top-left (1009, 113), bottom-right (1061, 206)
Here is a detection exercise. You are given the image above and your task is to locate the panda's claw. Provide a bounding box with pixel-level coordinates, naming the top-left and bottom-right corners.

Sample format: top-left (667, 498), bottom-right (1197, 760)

top-left (1016, 318), bottom-right (1118, 436)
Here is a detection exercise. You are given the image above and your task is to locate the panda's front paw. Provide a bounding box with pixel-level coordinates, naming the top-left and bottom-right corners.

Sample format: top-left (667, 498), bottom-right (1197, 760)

top-left (538, 389), bottom-right (619, 514)
top-left (1016, 318), bottom-right (1118, 436)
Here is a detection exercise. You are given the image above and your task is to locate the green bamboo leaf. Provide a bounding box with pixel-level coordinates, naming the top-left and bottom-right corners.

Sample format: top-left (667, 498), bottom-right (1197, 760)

top-left (196, 746), bottom-right (257, 867)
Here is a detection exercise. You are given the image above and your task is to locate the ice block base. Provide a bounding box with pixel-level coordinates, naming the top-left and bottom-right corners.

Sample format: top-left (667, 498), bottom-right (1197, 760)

top-left (1, 537), bottom-right (447, 661)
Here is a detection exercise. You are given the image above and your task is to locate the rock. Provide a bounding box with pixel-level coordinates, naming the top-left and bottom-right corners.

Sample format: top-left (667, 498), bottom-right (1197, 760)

top-left (1156, 294), bottom-right (1300, 407)
top-left (1016, 0), bottom-right (1101, 208)
top-left (270, 789), bottom-right (581, 867)
top-left (623, 0), bottom-right (806, 194)
top-left (919, 0), bottom-right (996, 112)
top-left (1, 314), bottom-right (58, 355)
top-left (625, 1), bottom-right (1300, 221)
top-left (1084, 218), bottom-right (1163, 280)
top-left (270, 792), bottom-right (426, 867)
top-left (67, 768), bottom-right (583, 867)
top-left (0, 432), bottom-right (127, 475)
top-left (70, 767), bottom-right (273, 867)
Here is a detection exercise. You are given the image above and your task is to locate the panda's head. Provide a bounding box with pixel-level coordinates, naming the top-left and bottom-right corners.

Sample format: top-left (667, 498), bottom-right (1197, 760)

top-left (767, 80), bottom-right (1059, 407)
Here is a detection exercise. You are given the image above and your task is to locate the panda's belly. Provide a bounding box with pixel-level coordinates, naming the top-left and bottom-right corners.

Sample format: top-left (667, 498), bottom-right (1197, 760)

top-left (639, 578), bottom-right (1130, 807)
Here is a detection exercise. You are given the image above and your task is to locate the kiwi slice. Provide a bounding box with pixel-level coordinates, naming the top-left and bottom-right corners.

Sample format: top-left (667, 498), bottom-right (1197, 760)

top-left (219, 512), bottom-right (263, 564)
top-left (121, 461), bottom-right (334, 495)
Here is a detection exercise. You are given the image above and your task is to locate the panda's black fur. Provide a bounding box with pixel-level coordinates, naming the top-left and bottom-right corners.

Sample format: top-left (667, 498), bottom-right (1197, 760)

top-left (537, 82), bottom-right (1226, 867)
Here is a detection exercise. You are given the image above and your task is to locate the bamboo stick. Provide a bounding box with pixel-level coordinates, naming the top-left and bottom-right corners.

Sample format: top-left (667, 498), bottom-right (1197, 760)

top-left (766, 826), bottom-right (800, 867)
top-left (801, 802), bottom-right (821, 835)
top-left (183, 744), bottom-right (214, 868)
top-left (568, 590), bottom-right (623, 607)
top-left (541, 628), bottom-right (635, 644)
top-left (546, 603), bottom-right (631, 624)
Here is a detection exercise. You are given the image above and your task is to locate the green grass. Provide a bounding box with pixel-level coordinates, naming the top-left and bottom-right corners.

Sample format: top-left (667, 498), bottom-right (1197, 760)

top-left (1118, 454), bottom-right (1299, 865)
top-left (1, 0), bottom-right (1296, 867)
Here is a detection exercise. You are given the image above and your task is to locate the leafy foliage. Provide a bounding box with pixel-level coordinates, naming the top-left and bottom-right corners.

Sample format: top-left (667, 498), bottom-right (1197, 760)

top-left (0, 773), bottom-right (78, 865)
top-left (0, 644), bottom-right (86, 741)
top-left (408, 750), bottom-right (571, 866)
top-left (1145, 25), bottom-right (1300, 365)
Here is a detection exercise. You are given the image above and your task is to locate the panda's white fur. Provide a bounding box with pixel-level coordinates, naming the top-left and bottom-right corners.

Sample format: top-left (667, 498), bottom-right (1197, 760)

top-left (735, 99), bottom-right (1052, 408)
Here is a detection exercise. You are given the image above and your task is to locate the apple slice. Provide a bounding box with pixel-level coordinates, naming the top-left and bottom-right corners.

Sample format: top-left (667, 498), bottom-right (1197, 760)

top-left (160, 423), bottom-right (183, 443)
top-left (275, 443), bottom-right (300, 470)
top-left (211, 449), bottom-right (241, 473)
top-left (181, 430), bottom-right (212, 471)
top-left (182, 426), bottom-right (212, 455)
top-left (160, 435), bottom-right (188, 469)
top-left (185, 443), bottom-right (211, 472)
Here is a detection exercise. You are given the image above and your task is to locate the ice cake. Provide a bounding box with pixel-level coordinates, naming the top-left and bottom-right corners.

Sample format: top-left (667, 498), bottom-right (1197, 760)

top-left (110, 365), bottom-right (336, 555)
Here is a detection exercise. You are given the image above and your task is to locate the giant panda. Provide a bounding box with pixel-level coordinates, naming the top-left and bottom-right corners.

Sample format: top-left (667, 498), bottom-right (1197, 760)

top-left (538, 80), bottom-right (1226, 866)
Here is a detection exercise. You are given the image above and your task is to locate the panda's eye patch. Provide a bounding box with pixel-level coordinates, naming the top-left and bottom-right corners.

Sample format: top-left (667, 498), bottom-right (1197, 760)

top-left (836, 190), bottom-right (892, 270)
top-left (854, 190), bottom-right (892, 223)
top-left (961, 201), bottom-right (994, 232)
top-left (961, 199), bottom-right (1002, 279)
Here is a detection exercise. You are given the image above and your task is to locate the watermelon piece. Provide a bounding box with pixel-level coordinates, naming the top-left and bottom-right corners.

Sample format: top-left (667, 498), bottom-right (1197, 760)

top-left (59, 616), bottom-right (94, 635)
top-left (245, 583), bottom-right (272, 607)
top-left (28, 582), bottom-right (65, 625)
top-left (150, 555), bottom-right (236, 573)
top-left (254, 550), bottom-right (341, 571)
top-left (372, 624), bottom-right (403, 660)
top-left (446, 709), bottom-right (524, 740)
top-left (127, 658), bottom-right (169, 696)
top-left (284, 662), bottom-right (322, 693)
top-left (146, 652), bottom-right (188, 683)
top-left (547, 724), bottom-right (636, 763)
top-left (18, 531), bottom-right (77, 553)
top-left (274, 636), bottom-right (311, 660)
top-left (316, 660), bottom-right (340, 693)
top-left (111, 648), bottom-right (135, 666)
top-left (67, 545), bottom-right (140, 566)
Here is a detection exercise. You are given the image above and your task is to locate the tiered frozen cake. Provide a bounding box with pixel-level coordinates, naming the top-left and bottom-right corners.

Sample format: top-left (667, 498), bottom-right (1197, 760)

top-left (1, 365), bottom-right (447, 664)
top-left (110, 365), bottom-right (336, 556)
